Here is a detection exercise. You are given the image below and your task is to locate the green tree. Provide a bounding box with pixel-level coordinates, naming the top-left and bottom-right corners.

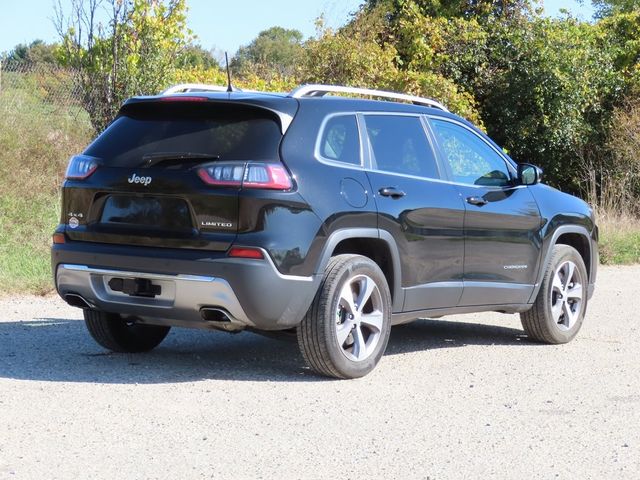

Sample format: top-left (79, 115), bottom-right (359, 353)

top-left (592, 0), bottom-right (640, 18)
top-left (477, 18), bottom-right (622, 190)
top-left (56, 0), bottom-right (192, 133)
top-left (392, 4), bottom-right (624, 189)
top-left (231, 26), bottom-right (304, 78)
top-left (176, 44), bottom-right (220, 69)
top-left (366, 0), bottom-right (538, 21)
top-left (5, 40), bottom-right (59, 64)
top-left (305, 0), bottom-right (638, 198)
top-left (597, 10), bottom-right (640, 89)
top-left (301, 7), bottom-right (482, 123)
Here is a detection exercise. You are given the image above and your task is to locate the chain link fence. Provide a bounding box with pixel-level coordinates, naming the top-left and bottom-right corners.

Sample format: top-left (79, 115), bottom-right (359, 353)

top-left (0, 59), bottom-right (94, 197)
top-left (0, 60), bottom-right (87, 119)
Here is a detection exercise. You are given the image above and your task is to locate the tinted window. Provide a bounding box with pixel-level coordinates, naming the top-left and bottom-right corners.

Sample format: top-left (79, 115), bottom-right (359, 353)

top-left (430, 119), bottom-right (512, 186)
top-left (365, 115), bottom-right (439, 179)
top-left (85, 103), bottom-right (282, 167)
top-left (318, 114), bottom-right (360, 165)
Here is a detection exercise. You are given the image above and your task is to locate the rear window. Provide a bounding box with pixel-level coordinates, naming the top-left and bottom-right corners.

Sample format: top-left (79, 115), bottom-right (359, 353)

top-left (84, 103), bottom-right (282, 167)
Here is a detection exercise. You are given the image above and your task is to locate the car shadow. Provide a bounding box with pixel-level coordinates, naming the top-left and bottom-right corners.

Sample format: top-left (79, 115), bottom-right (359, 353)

top-left (386, 318), bottom-right (531, 355)
top-left (0, 316), bottom-right (534, 384)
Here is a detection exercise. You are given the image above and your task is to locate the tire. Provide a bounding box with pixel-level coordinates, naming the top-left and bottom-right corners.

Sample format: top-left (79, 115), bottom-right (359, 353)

top-left (521, 245), bottom-right (588, 344)
top-left (83, 309), bottom-right (170, 353)
top-left (297, 254), bottom-right (392, 379)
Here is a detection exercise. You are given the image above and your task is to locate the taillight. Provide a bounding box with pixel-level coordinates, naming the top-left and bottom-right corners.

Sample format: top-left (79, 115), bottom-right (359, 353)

top-left (197, 163), bottom-right (244, 187)
top-left (243, 164), bottom-right (292, 190)
top-left (198, 162), bottom-right (292, 190)
top-left (65, 155), bottom-right (99, 180)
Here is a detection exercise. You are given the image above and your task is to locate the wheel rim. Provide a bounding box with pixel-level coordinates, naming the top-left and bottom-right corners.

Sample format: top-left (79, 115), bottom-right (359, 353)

top-left (550, 260), bottom-right (584, 331)
top-left (335, 274), bottom-right (384, 362)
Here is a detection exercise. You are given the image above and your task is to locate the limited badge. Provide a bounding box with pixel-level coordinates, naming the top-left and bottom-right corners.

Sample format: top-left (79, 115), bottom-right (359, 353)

top-left (68, 216), bottom-right (79, 229)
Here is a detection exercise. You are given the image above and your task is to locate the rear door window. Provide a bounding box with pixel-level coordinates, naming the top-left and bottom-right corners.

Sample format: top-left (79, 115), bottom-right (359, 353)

top-left (364, 115), bottom-right (440, 179)
top-left (84, 103), bottom-right (282, 167)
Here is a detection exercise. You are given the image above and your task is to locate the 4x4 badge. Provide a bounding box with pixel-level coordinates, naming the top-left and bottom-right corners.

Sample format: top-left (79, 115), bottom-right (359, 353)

top-left (128, 173), bottom-right (152, 186)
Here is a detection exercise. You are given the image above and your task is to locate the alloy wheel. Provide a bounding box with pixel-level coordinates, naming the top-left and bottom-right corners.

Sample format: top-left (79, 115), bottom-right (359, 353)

top-left (550, 260), bottom-right (584, 331)
top-left (335, 274), bottom-right (384, 362)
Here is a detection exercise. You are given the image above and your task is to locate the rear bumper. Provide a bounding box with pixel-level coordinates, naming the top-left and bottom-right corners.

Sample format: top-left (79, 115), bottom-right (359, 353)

top-left (52, 242), bottom-right (320, 330)
top-left (56, 264), bottom-right (252, 329)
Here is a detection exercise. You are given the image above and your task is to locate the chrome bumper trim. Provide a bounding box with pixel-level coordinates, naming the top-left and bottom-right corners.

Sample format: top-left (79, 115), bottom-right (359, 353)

top-left (56, 264), bottom-right (253, 327)
top-left (60, 264), bottom-right (217, 283)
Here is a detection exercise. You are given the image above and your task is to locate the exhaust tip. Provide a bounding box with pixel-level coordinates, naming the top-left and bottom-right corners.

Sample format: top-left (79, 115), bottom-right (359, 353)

top-left (200, 307), bottom-right (232, 323)
top-left (200, 307), bottom-right (244, 332)
top-left (64, 293), bottom-right (92, 309)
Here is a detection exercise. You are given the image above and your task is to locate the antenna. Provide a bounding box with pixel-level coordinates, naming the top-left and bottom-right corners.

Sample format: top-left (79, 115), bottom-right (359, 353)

top-left (225, 52), bottom-right (233, 93)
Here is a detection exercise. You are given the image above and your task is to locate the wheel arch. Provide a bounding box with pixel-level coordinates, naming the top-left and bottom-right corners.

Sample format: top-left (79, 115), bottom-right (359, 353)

top-left (528, 225), bottom-right (593, 303)
top-left (555, 232), bottom-right (592, 277)
top-left (315, 229), bottom-right (403, 312)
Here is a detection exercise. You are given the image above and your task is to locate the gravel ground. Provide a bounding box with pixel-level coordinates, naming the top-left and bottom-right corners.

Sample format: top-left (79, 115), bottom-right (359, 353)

top-left (0, 265), bottom-right (638, 479)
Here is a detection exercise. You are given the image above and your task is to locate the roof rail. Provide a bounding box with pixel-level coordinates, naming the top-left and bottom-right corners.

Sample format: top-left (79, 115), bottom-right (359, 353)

top-left (289, 84), bottom-right (448, 111)
top-left (162, 83), bottom-right (241, 95)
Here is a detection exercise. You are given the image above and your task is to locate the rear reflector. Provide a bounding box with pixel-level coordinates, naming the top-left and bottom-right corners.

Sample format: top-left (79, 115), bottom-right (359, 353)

top-left (52, 233), bottom-right (66, 244)
top-left (65, 155), bottom-right (99, 180)
top-left (228, 247), bottom-right (264, 259)
top-left (198, 162), bottom-right (292, 190)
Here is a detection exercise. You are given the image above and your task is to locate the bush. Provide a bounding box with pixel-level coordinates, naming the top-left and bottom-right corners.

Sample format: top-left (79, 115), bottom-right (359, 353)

top-left (603, 98), bottom-right (640, 214)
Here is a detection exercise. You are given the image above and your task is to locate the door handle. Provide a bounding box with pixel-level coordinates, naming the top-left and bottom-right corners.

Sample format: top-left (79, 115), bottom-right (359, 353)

top-left (379, 187), bottom-right (406, 199)
top-left (466, 196), bottom-right (488, 206)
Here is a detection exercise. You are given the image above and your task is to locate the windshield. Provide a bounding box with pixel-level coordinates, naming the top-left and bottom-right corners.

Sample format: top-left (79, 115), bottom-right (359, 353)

top-left (84, 103), bottom-right (282, 167)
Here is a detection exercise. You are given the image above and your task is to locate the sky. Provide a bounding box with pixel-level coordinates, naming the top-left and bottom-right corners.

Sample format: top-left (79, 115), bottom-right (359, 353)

top-left (0, 0), bottom-right (596, 56)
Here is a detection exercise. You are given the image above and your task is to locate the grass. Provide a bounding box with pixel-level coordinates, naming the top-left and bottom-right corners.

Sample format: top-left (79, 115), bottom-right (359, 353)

top-left (0, 195), bottom-right (60, 294)
top-left (0, 74), bottom-right (92, 295)
top-left (597, 212), bottom-right (640, 265)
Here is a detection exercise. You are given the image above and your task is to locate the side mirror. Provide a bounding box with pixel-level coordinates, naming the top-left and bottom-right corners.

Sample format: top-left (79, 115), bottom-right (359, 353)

top-left (517, 163), bottom-right (543, 186)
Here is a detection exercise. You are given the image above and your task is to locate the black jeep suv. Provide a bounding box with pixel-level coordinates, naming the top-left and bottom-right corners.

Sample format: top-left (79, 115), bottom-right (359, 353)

top-left (52, 83), bottom-right (598, 378)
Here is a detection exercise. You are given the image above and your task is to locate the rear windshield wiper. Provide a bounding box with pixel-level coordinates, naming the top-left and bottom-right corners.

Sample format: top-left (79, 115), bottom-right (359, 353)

top-left (141, 152), bottom-right (220, 168)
